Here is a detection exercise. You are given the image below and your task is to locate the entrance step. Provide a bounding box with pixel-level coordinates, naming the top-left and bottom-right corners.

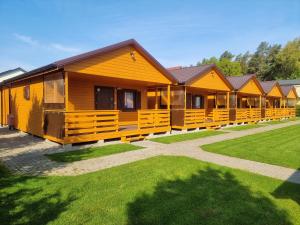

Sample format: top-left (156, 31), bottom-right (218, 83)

top-left (121, 135), bottom-right (146, 143)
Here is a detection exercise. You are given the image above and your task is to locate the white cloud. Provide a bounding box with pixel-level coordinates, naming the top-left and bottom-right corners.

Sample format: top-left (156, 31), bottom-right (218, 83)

top-left (50, 43), bottom-right (80, 53)
top-left (13, 33), bottom-right (80, 53)
top-left (14, 33), bottom-right (39, 46)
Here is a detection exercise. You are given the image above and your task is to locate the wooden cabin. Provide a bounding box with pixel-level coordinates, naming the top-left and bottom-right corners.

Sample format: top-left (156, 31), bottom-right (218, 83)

top-left (260, 81), bottom-right (285, 120)
top-left (280, 85), bottom-right (298, 118)
top-left (0, 39), bottom-right (178, 144)
top-left (226, 74), bottom-right (264, 123)
top-left (168, 65), bottom-right (233, 130)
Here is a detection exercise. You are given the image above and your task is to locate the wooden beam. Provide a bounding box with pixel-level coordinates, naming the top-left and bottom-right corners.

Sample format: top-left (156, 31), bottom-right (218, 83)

top-left (155, 87), bottom-right (158, 109)
top-left (259, 95), bottom-right (261, 109)
top-left (226, 92), bottom-right (229, 109)
top-left (167, 85), bottom-right (171, 110)
top-left (184, 86), bottom-right (187, 110)
top-left (235, 93), bottom-right (238, 109)
top-left (64, 71), bottom-right (69, 111)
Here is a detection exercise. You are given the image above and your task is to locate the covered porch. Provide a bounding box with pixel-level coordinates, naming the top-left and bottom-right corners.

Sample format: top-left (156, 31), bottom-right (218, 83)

top-left (171, 86), bottom-right (230, 130)
top-left (44, 72), bottom-right (171, 144)
top-left (229, 94), bottom-right (262, 123)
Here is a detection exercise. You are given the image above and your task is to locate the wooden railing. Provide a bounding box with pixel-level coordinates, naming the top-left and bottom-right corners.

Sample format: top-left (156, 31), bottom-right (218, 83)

top-left (138, 110), bottom-right (170, 129)
top-left (265, 109), bottom-right (274, 119)
top-left (64, 110), bottom-right (119, 138)
top-left (184, 109), bottom-right (206, 126)
top-left (207, 109), bottom-right (229, 123)
top-left (236, 108), bottom-right (249, 121)
top-left (285, 108), bottom-right (296, 117)
top-left (250, 108), bottom-right (261, 120)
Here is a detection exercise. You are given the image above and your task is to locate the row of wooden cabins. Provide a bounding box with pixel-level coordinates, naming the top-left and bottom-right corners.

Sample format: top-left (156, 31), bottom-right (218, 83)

top-left (0, 39), bottom-right (298, 145)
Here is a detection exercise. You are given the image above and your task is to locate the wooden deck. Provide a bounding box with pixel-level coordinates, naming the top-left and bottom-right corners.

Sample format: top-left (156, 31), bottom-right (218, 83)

top-left (44, 109), bottom-right (171, 144)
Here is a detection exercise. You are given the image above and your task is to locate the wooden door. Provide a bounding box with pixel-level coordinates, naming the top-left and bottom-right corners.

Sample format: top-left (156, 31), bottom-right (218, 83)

top-left (95, 86), bottom-right (114, 110)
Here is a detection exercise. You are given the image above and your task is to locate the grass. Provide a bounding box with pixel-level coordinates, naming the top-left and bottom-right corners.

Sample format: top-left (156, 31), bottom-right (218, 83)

top-left (1, 156), bottom-right (300, 225)
top-left (46, 144), bottom-right (143, 162)
top-left (202, 124), bottom-right (300, 169)
top-left (150, 130), bottom-right (225, 144)
top-left (224, 123), bottom-right (266, 131)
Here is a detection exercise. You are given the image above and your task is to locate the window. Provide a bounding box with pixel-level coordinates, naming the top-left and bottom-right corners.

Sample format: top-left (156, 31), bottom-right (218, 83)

top-left (124, 91), bottom-right (134, 109)
top-left (23, 85), bottom-right (30, 100)
top-left (117, 89), bottom-right (141, 111)
top-left (44, 72), bottom-right (64, 104)
top-left (193, 95), bottom-right (203, 109)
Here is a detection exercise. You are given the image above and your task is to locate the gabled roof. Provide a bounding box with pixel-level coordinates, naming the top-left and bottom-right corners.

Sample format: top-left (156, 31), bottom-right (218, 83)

top-left (167, 64), bottom-right (233, 89)
top-left (168, 64), bottom-right (213, 83)
top-left (260, 81), bottom-right (277, 94)
top-left (2, 39), bottom-right (177, 84)
top-left (226, 74), bottom-right (255, 90)
top-left (226, 74), bottom-right (264, 94)
top-left (278, 79), bottom-right (300, 86)
top-left (280, 85), bottom-right (298, 98)
top-left (260, 80), bottom-right (284, 96)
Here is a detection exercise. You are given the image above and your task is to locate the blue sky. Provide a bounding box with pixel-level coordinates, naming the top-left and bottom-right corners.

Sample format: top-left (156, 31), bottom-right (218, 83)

top-left (0, 0), bottom-right (299, 71)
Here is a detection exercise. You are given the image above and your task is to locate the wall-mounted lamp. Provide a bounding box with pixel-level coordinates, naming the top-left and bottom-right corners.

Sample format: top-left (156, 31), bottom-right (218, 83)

top-left (130, 51), bottom-right (136, 61)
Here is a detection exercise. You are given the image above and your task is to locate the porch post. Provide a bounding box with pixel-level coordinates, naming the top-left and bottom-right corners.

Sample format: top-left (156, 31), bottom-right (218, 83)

top-left (64, 71), bottom-right (69, 111)
top-left (167, 85), bottom-right (171, 110)
top-left (155, 87), bottom-right (158, 109)
top-left (184, 86), bottom-right (187, 110)
top-left (235, 93), bottom-right (238, 109)
top-left (215, 93), bottom-right (218, 109)
top-left (259, 95), bottom-right (262, 109)
top-left (226, 92), bottom-right (229, 109)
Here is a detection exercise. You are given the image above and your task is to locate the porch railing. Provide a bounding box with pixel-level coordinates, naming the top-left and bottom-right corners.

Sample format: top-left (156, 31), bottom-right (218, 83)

top-left (207, 109), bottom-right (229, 123)
top-left (138, 109), bottom-right (170, 129)
top-left (250, 108), bottom-right (261, 120)
top-left (64, 110), bottom-right (119, 137)
top-left (184, 109), bottom-right (206, 126)
top-left (285, 108), bottom-right (296, 117)
top-left (236, 108), bottom-right (249, 121)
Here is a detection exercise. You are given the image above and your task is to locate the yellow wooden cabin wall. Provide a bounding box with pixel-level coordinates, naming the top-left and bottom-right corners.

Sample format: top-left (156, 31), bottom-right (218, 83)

top-left (68, 73), bottom-right (148, 122)
top-left (1, 87), bottom-right (10, 125)
top-left (189, 69), bottom-right (231, 91)
top-left (239, 79), bottom-right (262, 95)
top-left (268, 85), bottom-right (283, 97)
top-left (10, 77), bottom-right (44, 137)
top-left (65, 46), bottom-right (172, 85)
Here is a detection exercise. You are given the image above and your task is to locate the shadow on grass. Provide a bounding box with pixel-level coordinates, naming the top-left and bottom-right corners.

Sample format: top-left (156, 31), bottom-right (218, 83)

top-left (0, 171), bottom-right (76, 225)
top-left (127, 168), bottom-right (291, 225)
top-left (273, 169), bottom-right (300, 206)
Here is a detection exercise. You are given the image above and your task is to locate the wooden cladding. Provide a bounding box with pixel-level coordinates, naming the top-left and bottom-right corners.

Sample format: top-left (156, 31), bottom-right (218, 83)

top-left (44, 72), bottom-right (65, 104)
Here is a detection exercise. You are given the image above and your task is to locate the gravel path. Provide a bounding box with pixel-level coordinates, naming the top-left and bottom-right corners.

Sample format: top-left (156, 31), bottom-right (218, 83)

top-left (0, 120), bottom-right (300, 184)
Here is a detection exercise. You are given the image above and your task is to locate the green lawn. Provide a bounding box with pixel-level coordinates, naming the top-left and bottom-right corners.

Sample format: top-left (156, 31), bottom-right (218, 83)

top-left (202, 125), bottom-right (300, 169)
top-left (224, 124), bottom-right (266, 131)
top-left (46, 144), bottom-right (143, 162)
top-left (1, 156), bottom-right (300, 225)
top-left (150, 130), bottom-right (225, 144)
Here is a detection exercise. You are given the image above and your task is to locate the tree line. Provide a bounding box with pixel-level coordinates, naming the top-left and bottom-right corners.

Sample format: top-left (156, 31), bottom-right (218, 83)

top-left (197, 37), bottom-right (300, 80)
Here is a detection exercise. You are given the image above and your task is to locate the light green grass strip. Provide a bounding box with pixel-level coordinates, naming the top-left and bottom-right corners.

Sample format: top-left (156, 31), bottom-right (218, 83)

top-left (202, 124), bottom-right (300, 169)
